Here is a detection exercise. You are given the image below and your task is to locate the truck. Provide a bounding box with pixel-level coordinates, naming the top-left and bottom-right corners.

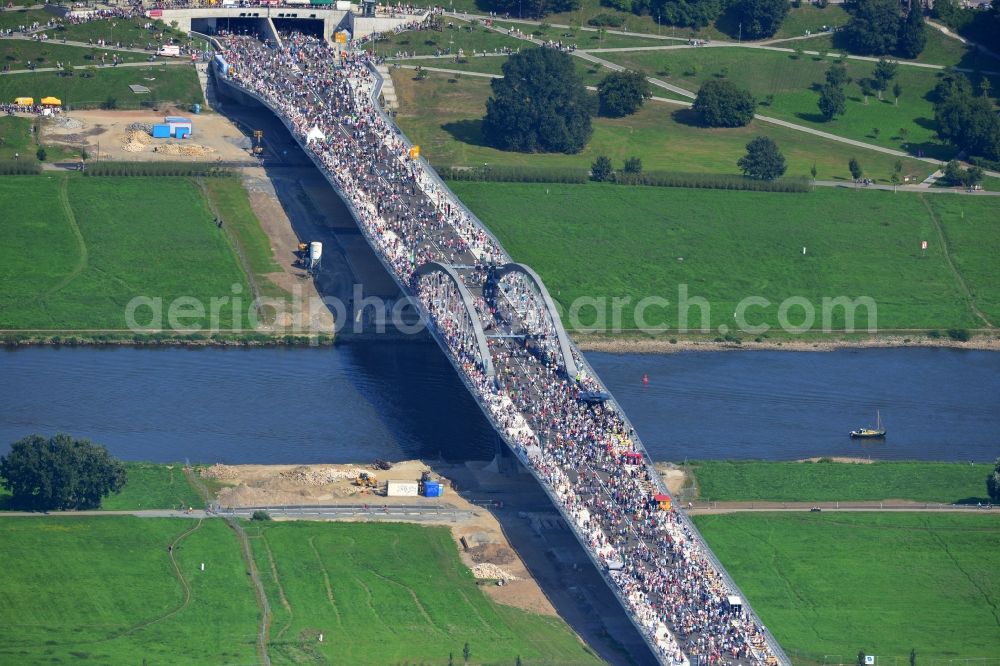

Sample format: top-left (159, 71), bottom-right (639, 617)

top-left (157, 44), bottom-right (180, 57)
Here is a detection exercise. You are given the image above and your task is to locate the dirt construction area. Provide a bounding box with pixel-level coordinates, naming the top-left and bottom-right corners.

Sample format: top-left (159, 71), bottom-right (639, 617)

top-left (40, 108), bottom-right (256, 162)
top-left (200, 460), bottom-right (557, 616)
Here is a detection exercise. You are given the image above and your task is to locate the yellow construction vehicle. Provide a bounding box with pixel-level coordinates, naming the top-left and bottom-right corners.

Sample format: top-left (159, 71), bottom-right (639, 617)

top-left (353, 472), bottom-right (378, 488)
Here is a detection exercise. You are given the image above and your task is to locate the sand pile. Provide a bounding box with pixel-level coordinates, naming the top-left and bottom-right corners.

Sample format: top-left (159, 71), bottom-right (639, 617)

top-left (121, 130), bottom-right (150, 152)
top-left (155, 141), bottom-right (216, 157)
top-left (471, 563), bottom-right (518, 582)
top-left (201, 463), bottom-right (240, 481)
top-left (279, 465), bottom-right (364, 486)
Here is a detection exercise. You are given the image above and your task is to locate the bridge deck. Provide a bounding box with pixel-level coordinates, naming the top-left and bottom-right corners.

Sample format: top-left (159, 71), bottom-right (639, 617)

top-left (213, 33), bottom-right (789, 666)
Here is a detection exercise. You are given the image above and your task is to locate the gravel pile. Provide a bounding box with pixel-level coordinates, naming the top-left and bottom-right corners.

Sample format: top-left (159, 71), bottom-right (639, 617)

top-left (279, 466), bottom-right (364, 486)
top-left (201, 463), bottom-right (240, 480)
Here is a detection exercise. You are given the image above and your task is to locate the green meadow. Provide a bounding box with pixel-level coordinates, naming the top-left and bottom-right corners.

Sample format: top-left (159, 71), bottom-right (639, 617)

top-left (0, 517), bottom-right (599, 665)
top-left (0, 175), bottom-right (257, 330)
top-left (250, 521), bottom-right (601, 665)
top-left (694, 512), bottom-right (1000, 662)
top-left (0, 517), bottom-right (260, 665)
top-left (688, 460), bottom-right (994, 503)
top-left (449, 182), bottom-right (1000, 332)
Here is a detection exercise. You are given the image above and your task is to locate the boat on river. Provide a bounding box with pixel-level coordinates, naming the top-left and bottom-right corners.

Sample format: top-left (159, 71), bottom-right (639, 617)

top-left (850, 410), bottom-right (886, 438)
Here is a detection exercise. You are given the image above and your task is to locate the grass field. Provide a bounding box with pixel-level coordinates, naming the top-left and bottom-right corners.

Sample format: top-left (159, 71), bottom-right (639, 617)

top-left (450, 182), bottom-right (999, 332)
top-left (689, 460), bottom-right (994, 503)
top-left (602, 46), bottom-right (1000, 160)
top-left (0, 462), bottom-right (203, 510)
top-left (0, 516), bottom-right (260, 664)
top-left (100, 463), bottom-right (203, 511)
top-left (0, 63), bottom-right (203, 109)
top-left (249, 521), bottom-right (600, 665)
top-left (0, 114), bottom-right (33, 160)
top-left (0, 12), bottom-right (190, 49)
top-left (693, 512), bottom-right (1000, 662)
top-left (0, 39), bottom-right (148, 70)
top-left (394, 72), bottom-right (931, 182)
top-left (0, 175), bottom-right (255, 330)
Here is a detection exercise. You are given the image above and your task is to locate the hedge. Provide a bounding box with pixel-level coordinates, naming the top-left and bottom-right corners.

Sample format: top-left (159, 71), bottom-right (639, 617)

top-left (84, 162), bottom-right (234, 177)
top-left (0, 161), bottom-right (43, 175)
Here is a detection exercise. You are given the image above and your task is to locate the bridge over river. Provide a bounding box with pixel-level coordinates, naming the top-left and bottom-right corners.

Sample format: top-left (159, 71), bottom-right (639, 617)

top-left (210, 31), bottom-right (790, 666)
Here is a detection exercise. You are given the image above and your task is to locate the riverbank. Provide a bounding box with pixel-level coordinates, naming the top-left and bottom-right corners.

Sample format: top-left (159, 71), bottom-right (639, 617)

top-left (0, 331), bottom-right (336, 347)
top-left (576, 332), bottom-right (1000, 354)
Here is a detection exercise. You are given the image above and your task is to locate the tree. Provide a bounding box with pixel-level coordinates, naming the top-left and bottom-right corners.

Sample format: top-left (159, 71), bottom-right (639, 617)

top-left (0, 434), bottom-right (127, 510)
top-left (988, 458), bottom-right (1000, 503)
top-left (490, 0), bottom-right (579, 19)
top-left (738, 136), bottom-right (786, 180)
top-left (897, 6), bottom-right (927, 59)
top-left (825, 61), bottom-right (851, 88)
top-left (859, 78), bottom-right (874, 105)
top-left (810, 162), bottom-right (817, 181)
top-left (943, 159), bottom-right (964, 185)
top-left (623, 156), bottom-right (643, 174)
top-left (872, 57), bottom-right (898, 100)
top-left (818, 83), bottom-right (847, 120)
top-left (849, 157), bottom-right (863, 181)
top-left (597, 70), bottom-right (651, 117)
top-left (963, 166), bottom-right (984, 189)
top-left (591, 155), bottom-right (614, 181)
top-left (892, 82), bottom-right (902, 105)
top-left (483, 48), bottom-right (593, 154)
top-left (693, 79), bottom-right (756, 127)
top-left (910, 648), bottom-right (917, 666)
top-left (36, 147), bottom-right (47, 162)
top-left (843, 0), bottom-right (901, 55)
top-left (934, 76), bottom-right (1000, 160)
top-left (463, 642), bottom-right (471, 665)
top-left (733, 0), bottom-right (790, 40)
top-left (872, 127), bottom-right (880, 139)
top-left (980, 77), bottom-right (992, 98)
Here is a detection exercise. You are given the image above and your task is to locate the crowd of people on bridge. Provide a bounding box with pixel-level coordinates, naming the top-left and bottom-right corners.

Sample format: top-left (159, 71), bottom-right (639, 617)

top-left (216, 29), bottom-right (782, 666)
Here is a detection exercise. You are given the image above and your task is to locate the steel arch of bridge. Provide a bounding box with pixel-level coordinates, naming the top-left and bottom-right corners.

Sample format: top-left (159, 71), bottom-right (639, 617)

top-left (494, 263), bottom-right (578, 379)
top-left (414, 261), bottom-right (495, 380)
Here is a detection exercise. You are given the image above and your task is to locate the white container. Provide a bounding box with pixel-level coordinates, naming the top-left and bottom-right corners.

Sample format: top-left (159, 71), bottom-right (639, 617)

top-left (309, 241), bottom-right (323, 267)
top-left (386, 481), bottom-right (418, 497)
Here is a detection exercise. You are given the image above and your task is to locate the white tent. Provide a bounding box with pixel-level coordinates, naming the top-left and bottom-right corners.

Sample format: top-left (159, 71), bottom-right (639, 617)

top-left (305, 125), bottom-right (326, 144)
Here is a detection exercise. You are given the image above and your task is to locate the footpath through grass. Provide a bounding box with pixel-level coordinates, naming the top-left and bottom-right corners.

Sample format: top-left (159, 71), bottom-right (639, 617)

top-left (693, 512), bottom-right (1000, 662)
top-left (689, 460), bottom-right (994, 503)
top-left (602, 46), bottom-right (1000, 161)
top-left (0, 516), bottom-right (260, 664)
top-left (0, 175), bottom-right (254, 331)
top-left (450, 182), bottom-right (1000, 332)
top-left (394, 72), bottom-right (930, 182)
top-left (250, 521), bottom-right (600, 665)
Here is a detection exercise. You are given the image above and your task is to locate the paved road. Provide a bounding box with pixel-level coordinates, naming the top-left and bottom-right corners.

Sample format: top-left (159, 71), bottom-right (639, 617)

top-left (685, 501), bottom-right (999, 515)
top-left (0, 504), bottom-right (477, 521)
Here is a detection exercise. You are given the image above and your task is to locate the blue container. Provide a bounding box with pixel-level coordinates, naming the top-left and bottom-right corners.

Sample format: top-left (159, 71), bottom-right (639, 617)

top-left (175, 127), bottom-right (191, 139)
top-left (424, 482), bottom-right (442, 498)
top-left (151, 124), bottom-right (171, 138)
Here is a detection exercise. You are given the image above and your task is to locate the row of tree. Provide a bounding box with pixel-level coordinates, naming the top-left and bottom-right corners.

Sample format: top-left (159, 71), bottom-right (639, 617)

top-left (817, 57), bottom-right (900, 122)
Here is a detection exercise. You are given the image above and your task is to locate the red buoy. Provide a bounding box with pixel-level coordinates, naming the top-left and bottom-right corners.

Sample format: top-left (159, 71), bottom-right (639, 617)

top-left (642, 374), bottom-right (649, 385)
